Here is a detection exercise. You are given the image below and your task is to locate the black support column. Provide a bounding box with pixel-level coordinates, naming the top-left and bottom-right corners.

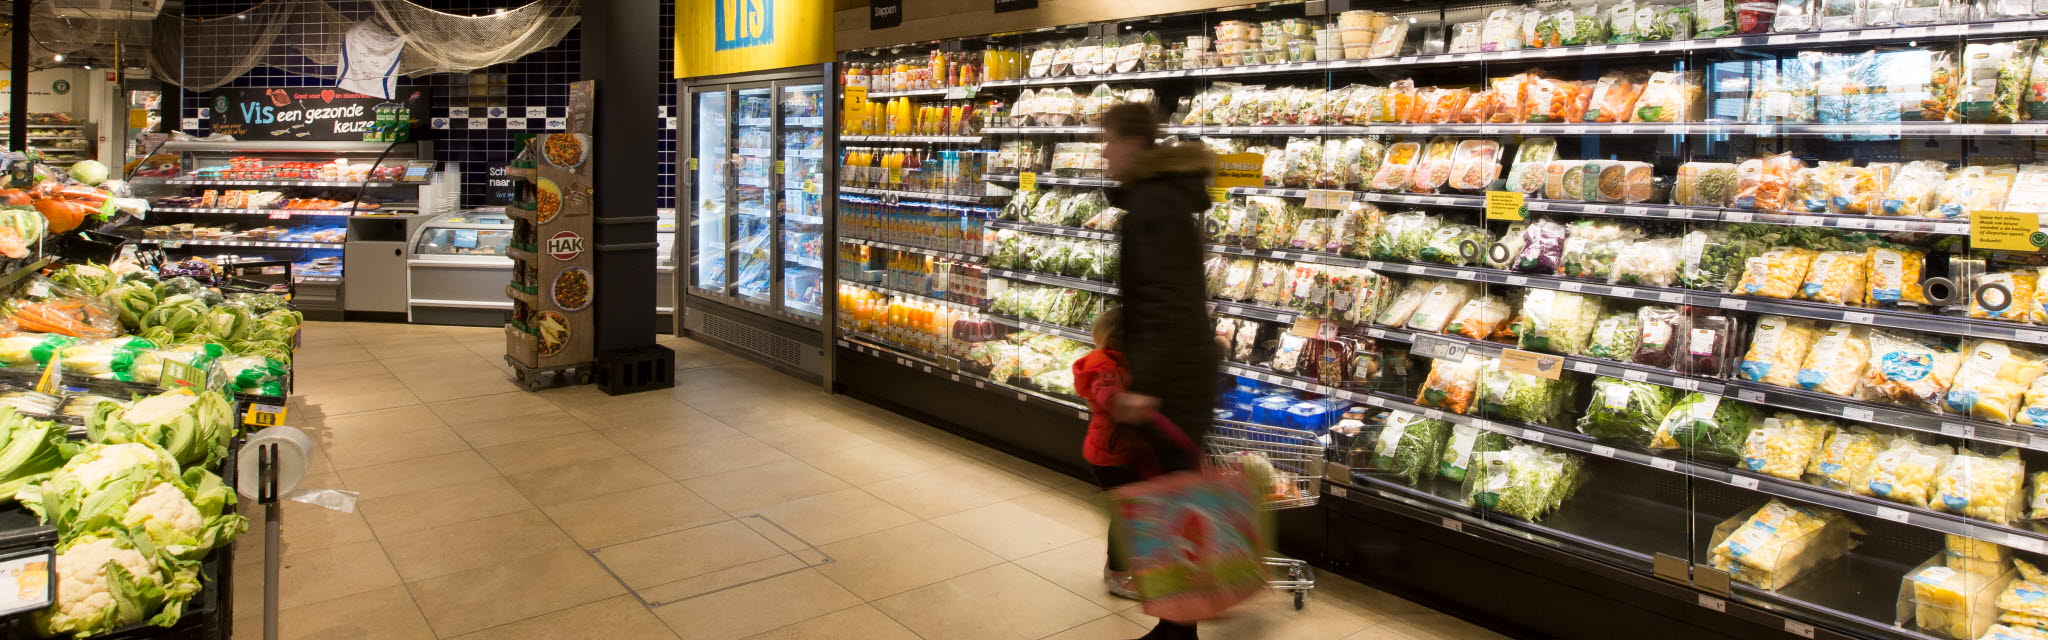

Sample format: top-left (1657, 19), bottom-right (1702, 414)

top-left (582, 0), bottom-right (673, 390)
top-left (10, 0), bottom-right (28, 152)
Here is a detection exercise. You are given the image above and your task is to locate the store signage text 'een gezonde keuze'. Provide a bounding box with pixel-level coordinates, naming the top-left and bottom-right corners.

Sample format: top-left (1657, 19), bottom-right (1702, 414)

top-left (207, 87), bottom-right (424, 141)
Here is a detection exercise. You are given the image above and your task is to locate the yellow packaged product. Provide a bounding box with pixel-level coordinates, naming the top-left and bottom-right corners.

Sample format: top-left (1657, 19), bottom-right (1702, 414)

top-left (1738, 413), bottom-right (1836, 480)
top-left (1945, 534), bottom-right (2012, 576)
top-left (1981, 623), bottom-right (2048, 640)
top-left (1933, 448), bottom-right (2027, 525)
top-left (1945, 340), bottom-right (2048, 424)
top-left (1971, 271), bottom-right (2039, 324)
top-left (1997, 579), bottom-right (2048, 619)
top-left (2032, 266), bottom-right (2048, 324)
top-left (1807, 425), bottom-right (1884, 494)
top-left (1861, 330), bottom-right (1963, 411)
top-left (1795, 324), bottom-right (1871, 398)
top-left (1867, 244), bottom-right (1931, 307)
top-left (1739, 315), bottom-right (1822, 388)
top-left (1912, 560), bottom-right (2013, 639)
top-left (1736, 247), bottom-right (1818, 299)
top-left (2016, 558), bottom-right (2047, 583)
top-left (2031, 471), bottom-right (2048, 520)
top-left (1708, 499), bottom-right (1862, 590)
top-left (1869, 437), bottom-right (1956, 507)
top-left (1800, 250), bottom-right (1868, 305)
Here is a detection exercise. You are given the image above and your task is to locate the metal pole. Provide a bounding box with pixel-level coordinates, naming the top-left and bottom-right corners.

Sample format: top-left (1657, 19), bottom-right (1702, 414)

top-left (260, 442), bottom-right (281, 640)
top-left (10, 0), bottom-right (30, 152)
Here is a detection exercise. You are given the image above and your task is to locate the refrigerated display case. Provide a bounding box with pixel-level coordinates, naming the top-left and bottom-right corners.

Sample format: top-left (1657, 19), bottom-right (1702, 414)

top-left (408, 209), bottom-right (514, 326)
top-left (680, 68), bottom-right (835, 379)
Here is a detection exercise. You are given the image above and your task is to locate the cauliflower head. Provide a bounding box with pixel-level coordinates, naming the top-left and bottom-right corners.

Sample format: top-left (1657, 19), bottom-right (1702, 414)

top-left (122, 483), bottom-right (201, 538)
top-left (39, 533), bottom-right (156, 636)
top-left (62, 443), bottom-right (176, 489)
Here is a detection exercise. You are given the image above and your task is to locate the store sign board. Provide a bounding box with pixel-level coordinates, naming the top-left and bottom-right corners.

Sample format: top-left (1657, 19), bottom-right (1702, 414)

top-left (206, 87), bottom-right (426, 140)
top-left (1213, 153), bottom-right (1264, 190)
top-left (1498, 349), bottom-right (1563, 380)
top-left (994, 0), bottom-right (1038, 12)
top-left (871, 0), bottom-right (902, 29)
top-left (676, 0), bottom-right (833, 78)
top-left (1971, 210), bottom-right (2048, 252)
top-left (487, 164), bottom-right (517, 205)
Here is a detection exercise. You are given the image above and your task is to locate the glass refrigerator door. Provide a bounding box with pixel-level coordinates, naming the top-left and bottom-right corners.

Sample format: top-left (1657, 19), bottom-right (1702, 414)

top-left (733, 87), bottom-right (776, 306)
top-left (692, 89), bottom-right (730, 295)
top-left (779, 82), bottom-right (826, 322)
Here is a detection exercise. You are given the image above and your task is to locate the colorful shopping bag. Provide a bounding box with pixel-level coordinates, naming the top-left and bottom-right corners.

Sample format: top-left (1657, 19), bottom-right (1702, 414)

top-left (1107, 465), bottom-right (1273, 621)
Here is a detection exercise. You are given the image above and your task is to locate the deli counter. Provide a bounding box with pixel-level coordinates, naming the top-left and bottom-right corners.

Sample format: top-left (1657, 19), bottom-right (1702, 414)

top-left (408, 209), bottom-right (514, 326)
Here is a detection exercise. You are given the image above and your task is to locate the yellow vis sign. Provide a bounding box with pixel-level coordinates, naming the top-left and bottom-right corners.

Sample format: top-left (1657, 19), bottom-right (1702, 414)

top-left (675, 0), bottom-right (834, 78)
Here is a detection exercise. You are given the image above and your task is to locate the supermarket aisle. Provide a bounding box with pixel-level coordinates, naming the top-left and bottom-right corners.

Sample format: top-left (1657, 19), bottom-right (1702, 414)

top-left (230, 321), bottom-right (1507, 640)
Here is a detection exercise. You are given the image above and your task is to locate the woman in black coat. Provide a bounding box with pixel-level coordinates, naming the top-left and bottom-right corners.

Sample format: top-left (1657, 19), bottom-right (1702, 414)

top-left (1099, 102), bottom-right (1220, 640)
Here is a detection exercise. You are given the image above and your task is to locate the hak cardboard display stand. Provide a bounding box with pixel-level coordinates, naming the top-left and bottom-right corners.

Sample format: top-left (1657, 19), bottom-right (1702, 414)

top-left (505, 81), bottom-right (596, 387)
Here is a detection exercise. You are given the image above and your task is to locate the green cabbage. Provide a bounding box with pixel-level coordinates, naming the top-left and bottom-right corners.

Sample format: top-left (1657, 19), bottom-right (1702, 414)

top-left (67, 160), bottom-right (108, 186)
top-left (193, 303), bottom-right (253, 342)
top-left (0, 407), bottom-right (78, 499)
top-left (139, 295), bottom-right (207, 336)
top-left (50, 264), bottom-right (118, 296)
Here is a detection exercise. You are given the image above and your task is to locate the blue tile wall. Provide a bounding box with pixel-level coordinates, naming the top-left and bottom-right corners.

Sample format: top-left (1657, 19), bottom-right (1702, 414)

top-left (659, 0), bottom-right (678, 211)
top-left (171, 0), bottom-right (667, 209)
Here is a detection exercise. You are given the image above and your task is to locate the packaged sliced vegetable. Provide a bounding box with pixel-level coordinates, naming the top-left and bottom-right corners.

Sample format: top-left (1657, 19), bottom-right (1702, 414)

top-left (1578, 377), bottom-right (1678, 446)
top-left (1869, 436), bottom-right (1955, 507)
top-left (1808, 425), bottom-right (1885, 493)
top-left (1960, 39), bottom-right (2037, 124)
top-left (1512, 219), bottom-right (1570, 275)
top-left (1417, 355), bottom-right (1485, 414)
top-left (1632, 306), bottom-right (1689, 369)
top-left (1407, 281), bottom-right (1477, 333)
top-left (1586, 312), bottom-right (1643, 361)
top-left (2020, 374), bottom-right (2048, 429)
top-left (1419, 224), bottom-right (1489, 266)
top-left (1409, 137), bottom-right (1459, 193)
top-left (1446, 140), bottom-right (1503, 191)
top-left (1943, 534), bottom-right (2010, 576)
top-left (1734, 153), bottom-right (1805, 211)
top-left (1612, 237), bottom-right (1683, 287)
top-left (1798, 250), bottom-right (1868, 305)
top-left (1685, 314), bottom-right (1739, 378)
top-left (1252, 259), bottom-right (1292, 307)
top-left (1649, 392), bottom-right (1760, 464)
top-left (1505, 138), bottom-right (1557, 194)
top-left (1932, 447), bottom-right (2026, 525)
top-left (1607, 0), bottom-right (1642, 42)
top-left (1740, 414), bottom-right (1837, 480)
top-left (1971, 270), bottom-right (2037, 323)
top-left (1218, 257), bottom-right (1258, 301)
top-left (1683, 228), bottom-right (1766, 293)
top-left (1944, 340), bottom-right (2048, 424)
top-left (1440, 424), bottom-right (1511, 483)
top-left (1376, 281), bottom-right (1431, 327)
top-left (1517, 289), bottom-right (1606, 355)
top-left (1675, 162), bottom-right (1740, 207)
top-left (1860, 330), bottom-right (1962, 410)
top-left (1371, 411), bottom-right (1452, 485)
top-left (1710, 500), bottom-right (1863, 591)
top-left (1865, 244), bottom-right (1930, 307)
top-left (1481, 7), bottom-right (1528, 51)
top-left (1446, 296), bottom-right (1512, 340)
top-left (1740, 315), bottom-right (1823, 387)
top-left (1372, 141), bottom-right (1422, 192)
top-left (1584, 69), bottom-right (1647, 123)
top-left (1879, 159), bottom-right (1950, 217)
top-left (1736, 246), bottom-right (1818, 299)
top-left (1796, 324), bottom-right (1872, 397)
top-left (1559, 1), bottom-right (1610, 45)
top-left (1271, 333), bottom-right (1310, 374)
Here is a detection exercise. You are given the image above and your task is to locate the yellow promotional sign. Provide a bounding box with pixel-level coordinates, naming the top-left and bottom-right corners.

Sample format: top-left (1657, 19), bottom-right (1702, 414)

top-left (1213, 153), bottom-right (1265, 191)
top-left (675, 0), bottom-right (835, 79)
top-left (1018, 172), bottom-right (1037, 192)
top-left (1971, 210), bottom-right (2048, 252)
top-left (1206, 187), bottom-right (1227, 203)
top-left (1485, 191), bottom-right (1527, 221)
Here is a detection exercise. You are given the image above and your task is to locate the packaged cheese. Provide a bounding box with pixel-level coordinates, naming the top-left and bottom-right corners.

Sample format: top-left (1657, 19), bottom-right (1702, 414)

top-left (1910, 558), bottom-right (2013, 639)
top-left (1945, 534), bottom-right (2011, 577)
top-left (1866, 244), bottom-right (1931, 308)
top-left (1739, 315), bottom-right (1822, 388)
top-left (1944, 340), bottom-right (2048, 424)
top-left (1709, 499), bottom-right (1863, 590)
top-left (1795, 323), bottom-right (1870, 397)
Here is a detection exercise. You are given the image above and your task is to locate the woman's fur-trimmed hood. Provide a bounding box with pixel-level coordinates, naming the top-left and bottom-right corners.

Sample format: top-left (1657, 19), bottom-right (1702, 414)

top-left (1116, 142), bottom-right (1215, 183)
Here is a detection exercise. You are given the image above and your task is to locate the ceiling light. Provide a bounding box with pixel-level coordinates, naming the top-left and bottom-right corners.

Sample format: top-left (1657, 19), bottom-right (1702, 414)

top-left (50, 54), bottom-right (62, 62)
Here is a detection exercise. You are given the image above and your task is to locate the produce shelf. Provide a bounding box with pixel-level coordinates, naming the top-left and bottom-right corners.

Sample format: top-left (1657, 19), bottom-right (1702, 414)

top-left (840, 237), bottom-right (985, 263)
top-left (985, 219), bottom-right (1119, 241)
top-left (841, 135), bottom-right (984, 143)
top-left (149, 206), bottom-right (385, 217)
top-left (864, 88), bottom-right (952, 98)
top-left (983, 174), bottom-right (1119, 189)
top-left (132, 238), bottom-right (343, 250)
top-left (839, 334), bottom-right (1088, 415)
top-left (839, 186), bottom-right (989, 204)
top-left (1209, 299), bottom-right (1302, 323)
top-left (984, 312), bottom-right (1096, 344)
top-left (1155, 122), bottom-right (2048, 137)
top-left (149, 178), bottom-right (403, 188)
top-left (984, 267), bottom-right (1121, 295)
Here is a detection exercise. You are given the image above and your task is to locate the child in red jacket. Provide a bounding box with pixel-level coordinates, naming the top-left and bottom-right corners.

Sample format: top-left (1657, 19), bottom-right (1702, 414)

top-left (1072, 307), bottom-right (1146, 600)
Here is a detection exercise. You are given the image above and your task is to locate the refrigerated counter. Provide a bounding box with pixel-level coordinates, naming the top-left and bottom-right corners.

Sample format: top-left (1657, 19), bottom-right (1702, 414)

top-left (407, 209), bottom-right (514, 326)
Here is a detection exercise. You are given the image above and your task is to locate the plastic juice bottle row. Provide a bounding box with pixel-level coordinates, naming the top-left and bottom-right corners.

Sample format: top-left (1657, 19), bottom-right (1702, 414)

top-left (835, 197), bottom-right (994, 255)
top-left (840, 147), bottom-right (987, 195)
top-left (837, 286), bottom-right (1006, 356)
top-left (842, 50), bottom-right (1024, 93)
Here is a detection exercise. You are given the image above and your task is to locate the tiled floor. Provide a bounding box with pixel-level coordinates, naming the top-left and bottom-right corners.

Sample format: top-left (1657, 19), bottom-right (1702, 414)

top-left (229, 321), bottom-right (1510, 640)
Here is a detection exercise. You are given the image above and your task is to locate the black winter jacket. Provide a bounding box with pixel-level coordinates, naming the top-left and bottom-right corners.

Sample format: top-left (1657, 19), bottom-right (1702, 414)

top-left (1110, 142), bottom-right (1221, 445)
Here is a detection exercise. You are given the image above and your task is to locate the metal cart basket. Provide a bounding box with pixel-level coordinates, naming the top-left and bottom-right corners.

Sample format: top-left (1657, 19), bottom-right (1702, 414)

top-left (1206, 419), bottom-right (1320, 609)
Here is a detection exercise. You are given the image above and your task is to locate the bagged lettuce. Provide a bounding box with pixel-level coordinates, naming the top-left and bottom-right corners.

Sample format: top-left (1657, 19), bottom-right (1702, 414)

top-left (1577, 377), bottom-right (1677, 446)
top-left (1516, 289), bottom-right (1605, 355)
top-left (1649, 392), bottom-right (1760, 464)
top-left (1439, 424), bottom-right (1512, 483)
top-left (1371, 411), bottom-right (1452, 486)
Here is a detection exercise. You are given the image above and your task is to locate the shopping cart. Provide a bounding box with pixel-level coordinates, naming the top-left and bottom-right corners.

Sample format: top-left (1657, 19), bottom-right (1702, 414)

top-left (1206, 419), bottom-right (1320, 610)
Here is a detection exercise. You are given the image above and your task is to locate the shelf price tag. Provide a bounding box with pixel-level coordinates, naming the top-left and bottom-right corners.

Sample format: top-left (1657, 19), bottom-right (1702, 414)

top-left (1590, 445), bottom-right (1616, 458)
top-left (1875, 506), bottom-right (1912, 523)
top-left (1485, 191), bottom-right (1527, 221)
top-left (1306, 190), bottom-right (1352, 210)
top-left (1207, 186), bottom-right (1228, 203)
top-left (1440, 517), bottom-right (1463, 532)
top-left (244, 403), bottom-right (287, 427)
top-left (2010, 533), bottom-right (2048, 553)
top-left (1729, 475), bottom-right (1760, 490)
top-left (1499, 349), bottom-right (1564, 380)
top-left (1784, 621), bottom-right (1816, 639)
top-left (1650, 458), bottom-right (1679, 471)
top-left (1698, 595), bottom-right (1726, 612)
top-left (1971, 210), bottom-right (2047, 252)
top-left (1018, 172), bottom-right (1037, 192)
top-left (1842, 407), bottom-right (1874, 422)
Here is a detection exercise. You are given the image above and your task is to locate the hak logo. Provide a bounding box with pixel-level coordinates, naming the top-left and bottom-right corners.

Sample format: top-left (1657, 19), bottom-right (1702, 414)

top-left (714, 0), bottom-right (772, 51)
top-left (546, 231), bottom-right (585, 261)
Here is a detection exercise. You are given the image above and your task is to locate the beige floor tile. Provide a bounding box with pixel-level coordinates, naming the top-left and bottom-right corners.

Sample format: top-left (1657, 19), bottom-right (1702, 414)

top-left (1339, 624), bottom-right (1423, 640)
top-left (290, 388), bottom-right (425, 420)
top-left (334, 450), bottom-right (500, 500)
top-left (929, 498), bottom-right (1095, 560)
top-left (681, 459), bottom-right (850, 515)
top-left (596, 412), bottom-right (746, 451)
top-left (799, 442), bottom-right (936, 486)
top-left (1190, 591), bottom-right (1379, 640)
top-left (540, 482), bottom-right (730, 548)
top-left (740, 604), bottom-right (921, 640)
top-left (873, 564), bottom-right (1109, 640)
top-left (444, 409), bottom-right (593, 448)
top-left (257, 584), bottom-right (436, 640)
top-left (861, 464), bottom-right (1040, 519)
top-left (638, 554), bottom-right (808, 604)
top-left (750, 423), bottom-right (882, 459)
top-left (358, 476), bottom-right (533, 537)
top-left (1009, 490), bottom-right (1109, 533)
top-left (506, 454), bottom-right (672, 507)
top-left (1012, 537), bottom-right (1137, 612)
top-left (315, 409), bottom-right (471, 470)
top-left (1365, 613), bottom-right (1508, 640)
top-left (751, 488), bottom-right (917, 546)
top-left (429, 390), bottom-right (568, 426)
top-left (381, 509), bottom-right (579, 583)
top-left (594, 519), bottom-right (788, 589)
top-left (410, 376), bottom-right (527, 403)
top-left (651, 569), bottom-right (863, 640)
top-left (447, 595), bottom-right (678, 640)
top-left (1042, 614), bottom-right (1150, 640)
top-left (234, 540), bottom-right (401, 611)
top-left (635, 435), bottom-right (794, 481)
top-left (812, 521), bottom-right (1004, 600)
top-left (230, 473), bottom-right (372, 559)
top-left (408, 547), bottom-right (628, 637)
top-left (476, 431), bottom-right (628, 475)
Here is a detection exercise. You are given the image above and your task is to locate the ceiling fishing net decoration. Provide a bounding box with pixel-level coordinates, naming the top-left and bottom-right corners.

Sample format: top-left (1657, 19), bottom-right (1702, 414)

top-left (147, 0), bottom-right (579, 92)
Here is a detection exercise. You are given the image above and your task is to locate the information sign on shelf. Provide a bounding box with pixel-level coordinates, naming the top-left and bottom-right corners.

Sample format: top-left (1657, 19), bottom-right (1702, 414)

top-left (243, 403), bottom-right (288, 427)
top-left (1306, 189), bottom-right (1352, 210)
top-left (1498, 348), bottom-right (1563, 380)
top-left (1213, 153), bottom-right (1266, 191)
top-left (1485, 190), bottom-right (1527, 221)
top-left (1018, 172), bottom-right (1037, 192)
top-left (1972, 210), bottom-right (2048, 252)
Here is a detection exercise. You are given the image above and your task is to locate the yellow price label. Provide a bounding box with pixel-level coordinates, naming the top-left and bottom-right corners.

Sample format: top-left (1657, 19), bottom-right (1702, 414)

top-left (888, 168), bottom-right (903, 184)
top-left (1018, 172), bottom-right (1037, 192)
top-left (1485, 191), bottom-right (1527, 221)
top-left (1207, 187), bottom-right (1228, 203)
top-left (775, 160), bottom-right (785, 175)
top-left (845, 85), bottom-right (868, 116)
top-left (689, 158), bottom-right (698, 171)
top-left (243, 403), bottom-right (287, 427)
top-left (1971, 210), bottom-right (2047, 252)
top-left (1213, 153), bottom-right (1265, 190)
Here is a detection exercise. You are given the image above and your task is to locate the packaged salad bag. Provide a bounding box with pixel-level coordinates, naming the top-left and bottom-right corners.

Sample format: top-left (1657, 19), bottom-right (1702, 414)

top-left (1960, 39), bottom-right (2038, 124)
top-left (1439, 424), bottom-right (1512, 484)
top-left (1371, 410), bottom-right (1454, 485)
top-left (1577, 377), bottom-right (1678, 446)
top-left (1517, 289), bottom-right (1606, 355)
top-left (1649, 391), bottom-right (1761, 464)
top-left (1478, 361), bottom-right (1577, 426)
top-left (1585, 311), bottom-right (1643, 361)
top-left (1417, 355), bottom-right (1486, 414)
